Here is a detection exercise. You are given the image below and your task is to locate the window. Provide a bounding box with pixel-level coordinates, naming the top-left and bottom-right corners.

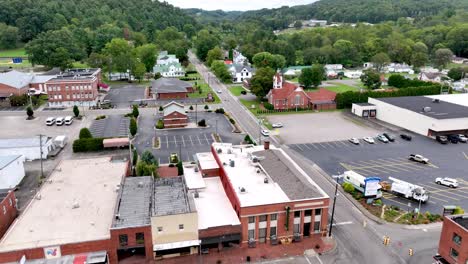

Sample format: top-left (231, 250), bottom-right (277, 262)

top-left (315, 208), bottom-right (321, 216)
top-left (248, 229), bottom-right (255, 240)
top-left (305, 210), bottom-right (312, 217)
top-left (294, 211), bottom-right (301, 218)
top-left (259, 215), bottom-right (267, 222)
top-left (157, 226), bottom-right (163, 232)
top-left (450, 248), bottom-right (458, 260)
top-left (314, 221), bottom-right (321, 232)
top-left (293, 223), bottom-right (300, 233)
top-left (136, 233), bottom-right (144, 245)
top-left (179, 224), bottom-right (184, 230)
top-left (3, 205), bottom-right (6, 214)
top-left (66, 95), bottom-right (70, 99)
top-left (453, 233), bottom-right (462, 245)
top-left (270, 226), bottom-right (277, 237)
top-left (270, 213), bottom-right (277, 221)
top-left (9, 198), bottom-right (12, 206)
top-left (259, 228), bottom-right (267, 243)
top-left (248, 216), bottom-right (255, 223)
top-left (295, 94), bottom-right (300, 105)
top-left (119, 234), bottom-right (128, 247)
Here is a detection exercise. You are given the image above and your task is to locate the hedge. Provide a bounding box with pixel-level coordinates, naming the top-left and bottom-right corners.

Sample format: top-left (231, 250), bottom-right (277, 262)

top-left (73, 138), bottom-right (104, 152)
top-left (335, 85), bottom-right (442, 109)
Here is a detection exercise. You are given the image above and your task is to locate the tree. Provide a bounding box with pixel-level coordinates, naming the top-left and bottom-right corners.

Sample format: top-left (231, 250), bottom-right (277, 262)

top-left (79, 128), bottom-right (93, 139)
top-left (448, 67), bottom-right (466, 81)
top-left (103, 38), bottom-right (135, 73)
top-left (206, 46), bottom-right (224, 66)
top-left (195, 29), bottom-right (219, 61)
top-left (305, 64), bottom-right (325, 88)
top-left (135, 44), bottom-right (157, 72)
top-left (177, 161), bottom-right (184, 176)
top-left (204, 105), bottom-right (209, 111)
top-left (333, 39), bottom-right (360, 67)
top-left (132, 104), bottom-right (139, 118)
top-left (360, 70), bottom-right (382, 90)
top-left (136, 161), bottom-right (157, 176)
top-left (133, 62), bottom-right (146, 82)
top-left (0, 23), bottom-right (19, 49)
top-left (73, 105), bottom-right (80, 117)
top-left (252, 52), bottom-right (285, 69)
top-left (141, 150), bottom-right (157, 165)
top-left (434, 48), bottom-right (453, 69)
top-left (411, 52), bottom-right (428, 68)
top-left (189, 105), bottom-right (194, 111)
top-left (26, 106), bottom-right (34, 118)
top-left (211, 60), bottom-right (232, 83)
top-left (129, 117), bottom-right (137, 137)
top-left (387, 74), bottom-right (406, 88)
top-left (154, 72), bottom-right (162, 80)
top-left (370, 52), bottom-right (390, 72)
top-left (250, 67), bottom-right (275, 99)
top-left (294, 21), bottom-right (303, 30)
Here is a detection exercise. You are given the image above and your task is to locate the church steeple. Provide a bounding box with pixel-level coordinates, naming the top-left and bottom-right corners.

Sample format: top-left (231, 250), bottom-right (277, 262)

top-left (273, 72), bottom-right (283, 89)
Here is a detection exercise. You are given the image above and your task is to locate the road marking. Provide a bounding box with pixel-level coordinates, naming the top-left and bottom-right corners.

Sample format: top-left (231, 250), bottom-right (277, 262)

top-left (197, 134), bottom-right (202, 145)
top-left (352, 160), bottom-right (400, 173)
top-left (309, 143), bottom-right (319, 150)
top-left (165, 136), bottom-right (169, 148)
top-left (419, 183), bottom-right (467, 199)
top-left (332, 221), bottom-right (353, 226)
top-left (189, 135), bottom-right (194, 146)
top-left (325, 142), bottom-right (335, 148)
top-left (295, 144), bottom-right (304, 151)
top-left (463, 152), bottom-right (468, 160)
top-left (203, 133), bottom-right (210, 144)
top-left (181, 135), bottom-right (186, 147)
top-left (339, 141), bottom-right (349, 147)
top-left (318, 143), bottom-right (327, 149)
top-left (302, 144), bottom-right (311, 150)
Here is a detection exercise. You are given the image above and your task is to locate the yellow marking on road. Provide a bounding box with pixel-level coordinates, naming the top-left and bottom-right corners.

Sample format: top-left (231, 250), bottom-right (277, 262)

top-left (419, 184), bottom-right (467, 199)
top-left (463, 152), bottom-right (468, 160)
top-left (393, 157), bottom-right (439, 169)
top-left (347, 161), bottom-right (393, 174)
top-left (356, 160), bottom-right (403, 173)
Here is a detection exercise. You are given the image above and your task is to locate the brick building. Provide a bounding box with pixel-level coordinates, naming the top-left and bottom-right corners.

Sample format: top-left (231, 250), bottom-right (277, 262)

top-left (267, 73), bottom-right (336, 110)
top-left (162, 101), bottom-right (188, 128)
top-left (0, 190), bottom-right (17, 239)
top-left (45, 68), bottom-right (102, 108)
top-left (151, 78), bottom-right (193, 100)
top-left (434, 214), bottom-right (468, 264)
top-left (0, 71), bottom-right (55, 104)
top-left (199, 142), bottom-right (330, 248)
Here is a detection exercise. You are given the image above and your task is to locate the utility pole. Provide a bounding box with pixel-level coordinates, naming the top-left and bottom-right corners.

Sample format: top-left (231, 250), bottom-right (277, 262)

top-left (329, 174), bottom-right (343, 237)
top-left (195, 104), bottom-right (198, 124)
top-left (38, 134), bottom-right (44, 179)
top-left (258, 118), bottom-right (262, 145)
top-left (215, 119), bottom-right (218, 136)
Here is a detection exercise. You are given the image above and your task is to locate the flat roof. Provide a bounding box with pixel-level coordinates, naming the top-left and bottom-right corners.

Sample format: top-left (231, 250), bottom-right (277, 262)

top-left (213, 143), bottom-right (328, 207)
top-left (0, 155), bottom-right (22, 170)
top-left (183, 165), bottom-right (206, 190)
top-left (426, 94), bottom-right (468, 108)
top-left (353, 103), bottom-right (375, 106)
top-left (191, 177), bottom-right (240, 230)
top-left (112, 176), bottom-right (153, 229)
top-left (449, 214), bottom-right (468, 230)
top-left (196, 152), bottom-right (219, 170)
top-left (0, 137), bottom-right (50, 149)
top-left (0, 157), bottom-right (127, 252)
top-left (374, 96), bottom-right (468, 119)
top-left (152, 177), bottom-right (196, 217)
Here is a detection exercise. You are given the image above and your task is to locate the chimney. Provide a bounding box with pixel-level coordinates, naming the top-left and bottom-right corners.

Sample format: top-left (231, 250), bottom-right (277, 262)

top-left (264, 140), bottom-right (270, 150)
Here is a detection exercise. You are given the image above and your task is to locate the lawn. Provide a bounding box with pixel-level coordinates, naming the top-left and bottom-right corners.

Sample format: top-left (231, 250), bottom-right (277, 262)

top-left (188, 82), bottom-right (220, 104)
top-left (324, 84), bottom-right (359, 93)
top-left (0, 48), bottom-right (27, 57)
top-left (229, 86), bottom-right (245, 96)
top-left (239, 98), bottom-right (261, 112)
top-left (72, 61), bottom-right (90, 68)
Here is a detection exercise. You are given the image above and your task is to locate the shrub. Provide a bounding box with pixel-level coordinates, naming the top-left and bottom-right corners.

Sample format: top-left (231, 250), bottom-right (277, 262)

top-left (129, 118), bottom-right (137, 136)
top-left (198, 119), bottom-right (206, 127)
top-left (215, 108), bottom-right (225, 114)
top-left (79, 128), bottom-right (93, 139)
top-left (177, 161), bottom-right (184, 176)
top-left (189, 105), bottom-right (194, 111)
top-left (241, 91), bottom-right (247, 95)
top-left (204, 105), bottom-right (209, 111)
top-left (263, 102), bottom-right (274, 110)
top-left (454, 206), bottom-right (465, 215)
top-left (95, 115), bottom-right (106, 120)
top-left (156, 119), bottom-right (164, 129)
top-left (73, 105), bottom-right (80, 117)
top-left (136, 161), bottom-right (157, 176)
top-left (9, 94), bottom-right (28, 106)
top-left (141, 150), bottom-right (157, 165)
top-left (132, 149), bottom-right (138, 166)
top-left (26, 106), bottom-right (34, 118)
top-left (132, 105), bottom-right (139, 118)
top-left (72, 138), bottom-right (104, 152)
top-left (158, 106), bottom-right (163, 112)
top-left (374, 199), bottom-right (383, 206)
top-left (244, 135), bottom-right (254, 144)
top-left (342, 182), bottom-right (355, 193)
top-left (229, 118), bottom-right (235, 124)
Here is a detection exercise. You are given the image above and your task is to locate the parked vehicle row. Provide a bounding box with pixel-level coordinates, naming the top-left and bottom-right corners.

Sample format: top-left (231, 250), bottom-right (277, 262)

top-left (46, 116), bottom-right (74, 126)
top-left (436, 134), bottom-right (468, 144)
top-left (349, 133), bottom-right (398, 145)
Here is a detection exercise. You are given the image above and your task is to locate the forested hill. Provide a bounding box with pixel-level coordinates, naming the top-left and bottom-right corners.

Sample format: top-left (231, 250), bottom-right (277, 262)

top-left (0, 0), bottom-right (196, 42)
top-left (196, 0), bottom-right (468, 29)
top-left (184, 9), bottom-right (242, 24)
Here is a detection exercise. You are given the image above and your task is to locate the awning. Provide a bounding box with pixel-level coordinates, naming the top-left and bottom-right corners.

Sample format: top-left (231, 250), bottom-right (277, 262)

top-left (153, 240), bottom-right (201, 251)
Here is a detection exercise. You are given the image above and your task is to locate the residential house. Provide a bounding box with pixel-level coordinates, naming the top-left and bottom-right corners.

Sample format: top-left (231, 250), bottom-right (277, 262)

top-left (233, 50), bottom-right (248, 65)
top-left (227, 64), bottom-right (255, 83)
top-left (452, 56), bottom-right (468, 64)
top-left (452, 78), bottom-right (468, 91)
top-left (385, 63), bottom-right (414, 74)
top-left (419, 72), bottom-right (443, 83)
top-left (153, 62), bottom-right (185, 78)
top-left (162, 101), bottom-right (188, 128)
top-left (156, 51), bottom-right (180, 65)
top-left (282, 66), bottom-right (309, 77)
top-left (363, 62), bottom-right (374, 69)
top-left (151, 78), bottom-right (193, 100)
top-left (0, 155), bottom-right (25, 189)
top-left (344, 70), bottom-right (363, 79)
top-left (267, 73), bottom-right (336, 110)
top-left (325, 64), bottom-right (344, 79)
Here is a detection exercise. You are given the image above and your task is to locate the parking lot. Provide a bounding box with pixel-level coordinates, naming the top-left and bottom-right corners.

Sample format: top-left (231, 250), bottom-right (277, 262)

top-left (133, 112), bottom-right (244, 164)
top-left (289, 133), bottom-right (468, 213)
top-left (104, 84), bottom-right (146, 108)
top-left (89, 115), bottom-right (129, 138)
top-left (0, 106), bottom-right (25, 111)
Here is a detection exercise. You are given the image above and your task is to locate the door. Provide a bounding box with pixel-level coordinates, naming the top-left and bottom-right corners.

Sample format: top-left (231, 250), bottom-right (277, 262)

top-left (303, 222), bottom-right (311, 237)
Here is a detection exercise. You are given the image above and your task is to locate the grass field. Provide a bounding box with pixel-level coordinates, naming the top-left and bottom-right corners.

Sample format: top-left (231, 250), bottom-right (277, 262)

top-left (324, 84), bottom-right (359, 93)
top-left (72, 61), bottom-right (90, 68)
top-left (229, 86), bottom-right (245, 96)
top-left (188, 82), bottom-right (220, 104)
top-left (0, 48), bottom-right (27, 57)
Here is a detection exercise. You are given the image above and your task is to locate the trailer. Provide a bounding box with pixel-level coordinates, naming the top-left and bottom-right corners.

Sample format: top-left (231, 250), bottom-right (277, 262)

top-left (343, 171), bottom-right (383, 198)
top-left (53, 135), bottom-right (68, 148)
top-left (387, 177), bottom-right (429, 203)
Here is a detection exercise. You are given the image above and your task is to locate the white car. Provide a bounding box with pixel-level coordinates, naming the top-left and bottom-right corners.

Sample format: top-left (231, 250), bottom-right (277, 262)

top-left (261, 130), bottom-right (270, 137)
top-left (348, 138), bottom-right (359, 145)
top-left (64, 116), bottom-right (74, 125)
top-left (272, 123), bottom-right (283, 128)
top-left (55, 117), bottom-right (65, 126)
top-left (217, 89), bottom-right (222, 94)
top-left (458, 134), bottom-right (467, 143)
top-left (45, 117), bottom-right (56, 126)
top-left (363, 137), bottom-right (375, 144)
top-left (377, 134), bottom-right (389, 143)
top-left (435, 177), bottom-right (459, 188)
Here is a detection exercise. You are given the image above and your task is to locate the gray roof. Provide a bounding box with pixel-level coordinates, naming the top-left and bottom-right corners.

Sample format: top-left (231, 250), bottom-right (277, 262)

top-left (152, 177), bottom-right (196, 217)
top-left (0, 70), bottom-right (33, 89)
top-left (230, 64), bottom-right (254, 74)
top-left (151, 78), bottom-right (192, 94)
top-left (450, 214), bottom-right (468, 229)
top-left (0, 137), bottom-right (50, 149)
top-left (112, 176), bottom-right (153, 229)
top-left (0, 155), bottom-right (22, 170)
top-left (89, 115), bottom-right (129, 138)
top-left (354, 103), bottom-right (375, 106)
top-left (375, 96), bottom-right (468, 120)
top-left (253, 149), bottom-right (324, 200)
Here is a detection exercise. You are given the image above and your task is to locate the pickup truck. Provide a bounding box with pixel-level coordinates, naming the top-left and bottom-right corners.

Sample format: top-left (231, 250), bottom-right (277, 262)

top-left (408, 154), bottom-right (429, 164)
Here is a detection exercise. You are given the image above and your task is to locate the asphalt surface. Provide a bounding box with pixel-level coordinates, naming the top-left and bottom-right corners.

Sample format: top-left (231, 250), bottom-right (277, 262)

top-left (104, 84), bottom-right (146, 108)
top-left (89, 115), bottom-right (130, 138)
top-left (133, 112), bottom-right (243, 164)
top-left (288, 133), bottom-right (468, 214)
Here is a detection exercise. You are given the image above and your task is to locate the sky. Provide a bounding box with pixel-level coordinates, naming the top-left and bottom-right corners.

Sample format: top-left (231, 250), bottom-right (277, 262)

top-left (164, 0), bottom-right (318, 11)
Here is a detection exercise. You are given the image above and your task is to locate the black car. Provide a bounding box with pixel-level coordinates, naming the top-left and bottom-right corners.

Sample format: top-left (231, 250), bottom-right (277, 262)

top-left (383, 133), bottom-right (395, 142)
top-left (400, 134), bottom-right (412, 141)
top-left (436, 135), bottom-right (449, 144)
top-left (447, 134), bottom-right (459, 144)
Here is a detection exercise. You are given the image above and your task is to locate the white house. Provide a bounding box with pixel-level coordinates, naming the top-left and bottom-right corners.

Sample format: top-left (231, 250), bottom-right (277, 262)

top-left (452, 78), bottom-right (468, 91)
top-left (419, 72), bottom-right (443, 83)
top-left (228, 64), bottom-right (255, 83)
top-left (385, 63), bottom-right (414, 74)
top-left (233, 50), bottom-right (248, 65)
top-left (0, 137), bottom-right (54, 161)
top-left (156, 51), bottom-right (180, 65)
top-left (153, 62), bottom-right (185, 78)
top-left (325, 64), bottom-right (343, 71)
top-left (0, 155), bottom-right (25, 189)
top-left (344, 70), bottom-right (363, 79)
top-left (363, 62), bottom-right (374, 69)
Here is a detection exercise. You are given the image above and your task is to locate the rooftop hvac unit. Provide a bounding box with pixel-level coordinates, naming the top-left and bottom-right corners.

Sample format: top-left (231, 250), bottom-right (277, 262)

top-left (423, 106), bottom-right (431, 112)
top-left (115, 214), bottom-right (120, 220)
top-left (240, 187), bottom-right (246, 193)
top-left (72, 202), bottom-right (80, 209)
top-left (264, 178), bottom-right (269, 183)
top-left (194, 190), bottom-right (199, 198)
top-left (138, 182), bottom-right (144, 188)
top-left (230, 159), bottom-right (235, 167)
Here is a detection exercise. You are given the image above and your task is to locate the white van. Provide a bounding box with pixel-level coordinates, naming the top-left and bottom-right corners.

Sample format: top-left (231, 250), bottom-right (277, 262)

top-left (45, 117), bottom-right (56, 126)
top-left (55, 117), bottom-right (65, 126)
top-left (64, 116), bottom-right (74, 125)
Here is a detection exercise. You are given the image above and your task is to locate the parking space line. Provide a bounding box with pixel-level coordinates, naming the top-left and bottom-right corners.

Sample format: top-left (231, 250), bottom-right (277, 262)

top-left (345, 161), bottom-right (393, 174)
top-left (331, 141), bottom-right (343, 147)
top-left (463, 152), bottom-right (468, 160)
top-left (419, 184), bottom-right (467, 199)
top-left (302, 144), bottom-right (311, 150)
top-left (318, 143), bottom-right (327, 149)
top-left (324, 142), bottom-right (335, 148)
top-left (174, 136), bottom-right (178, 147)
top-left (203, 133), bottom-right (211, 145)
top-left (166, 136), bottom-right (169, 148)
top-left (295, 144), bottom-right (304, 151)
top-left (306, 143), bottom-right (318, 150)
top-left (197, 135), bottom-right (202, 145)
top-left (188, 135), bottom-right (194, 146)
top-left (355, 160), bottom-right (402, 173)
top-left (374, 159), bottom-right (412, 172)
top-left (338, 141), bottom-right (349, 147)
top-left (181, 135), bottom-right (186, 147)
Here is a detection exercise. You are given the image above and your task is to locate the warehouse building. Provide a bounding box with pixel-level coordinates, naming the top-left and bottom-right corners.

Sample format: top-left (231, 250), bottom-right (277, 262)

top-left (0, 136), bottom-right (54, 160)
top-left (0, 155), bottom-right (25, 189)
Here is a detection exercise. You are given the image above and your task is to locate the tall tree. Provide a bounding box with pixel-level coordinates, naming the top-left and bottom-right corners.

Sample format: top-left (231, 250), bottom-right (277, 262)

top-left (360, 70), bottom-right (382, 90)
top-left (211, 60), bottom-right (232, 83)
top-left (135, 44), bottom-right (157, 72)
top-left (195, 29), bottom-right (219, 61)
top-left (370, 52), bottom-right (391, 72)
top-left (434, 48), bottom-right (453, 69)
top-left (206, 46), bottom-right (224, 67)
top-left (252, 52), bottom-right (285, 69)
top-left (103, 38), bottom-right (135, 73)
top-left (250, 67), bottom-right (275, 99)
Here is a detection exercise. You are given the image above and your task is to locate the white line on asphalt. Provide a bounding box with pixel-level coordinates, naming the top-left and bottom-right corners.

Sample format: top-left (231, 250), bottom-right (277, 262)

top-left (197, 134), bottom-right (202, 145)
top-left (296, 144), bottom-right (304, 151)
top-left (332, 221), bottom-right (353, 226)
top-left (302, 144), bottom-right (311, 150)
top-left (318, 143), bottom-right (327, 148)
top-left (309, 143), bottom-right (319, 150)
top-left (174, 135), bottom-right (177, 146)
top-left (203, 133), bottom-right (210, 144)
top-left (339, 141), bottom-right (349, 147)
top-left (181, 135), bottom-right (186, 147)
top-left (165, 136), bottom-right (169, 148)
top-left (304, 255), bottom-right (312, 264)
top-left (325, 142), bottom-right (335, 148)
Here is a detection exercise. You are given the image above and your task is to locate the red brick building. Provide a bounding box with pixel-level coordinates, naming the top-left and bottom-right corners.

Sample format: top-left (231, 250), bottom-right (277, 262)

top-left (162, 101), bottom-right (188, 128)
top-left (151, 78), bottom-right (193, 100)
top-left (267, 73), bottom-right (336, 110)
top-left (0, 71), bottom-right (55, 104)
top-left (0, 190), bottom-right (17, 239)
top-left (434, 214), bottom-right (468, 264)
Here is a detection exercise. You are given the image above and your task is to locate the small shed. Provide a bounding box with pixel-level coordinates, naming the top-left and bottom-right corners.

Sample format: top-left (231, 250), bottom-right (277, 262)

top-left (163, 101), bottom-right (188, 128)
top-left (352, 103), bottom-right (377, 118)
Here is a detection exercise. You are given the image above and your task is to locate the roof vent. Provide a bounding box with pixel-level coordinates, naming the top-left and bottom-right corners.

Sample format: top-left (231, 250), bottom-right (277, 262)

top-left (194, 190), bottom-right (199, 198)
top-left (432, 99), bottom-right (440, 103)
top-left (194, 167), bottom-right (199, 172)
top-left (264, 178), bottom-right (269, 184)
top-left (230, 159), bottom-right (235, 167)
top-left (115, 214), bottom-right (120, 220)
top-left (257, 169), bottom-right (261, 173)
top-left (35, 194), bottom-right (41, 200)
top-left (423, 106), bottom-right (431, 112)
top-left (72, 202), bottom-right (80, 209)
top-left (240, 187), bottom-right (246, 193)
top-left (217, 148), bottom-right (222, 154)
top-left (115, 186), bottom-right (120, 192)
top-left (138, 182), bottom-right (144, 188)
top-left (252, 156), bottom-right (258, 163)
top-left (227, 149), bottom-right (232, 154)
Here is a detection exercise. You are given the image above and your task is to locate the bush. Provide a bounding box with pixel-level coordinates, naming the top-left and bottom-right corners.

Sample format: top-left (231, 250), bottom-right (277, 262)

top-left (132, 149), bottom-right (138, 166)
top-left (95, 115), bottom-right (106, 120)
top-left (26, 106), bottom-right (34, 118)
top-left (177, 161), bottom-right (184, 176)
top-left (9, 94), bottom-right (28, 106)
top-left (79, 128), bottom-right (93, 139)
top-left (141, 150), bottom-right (157, 165)
top-left (229, 118), bottom-right (235, 124)
top-left (189, 105), bottom-right (194, 111)
top-left (215, 108), bottom-right (225, 114)
top-left (73, 105), bottom-right (80, 117)
top-left (374, 199), bottom-right (383, 206)
top-left (204, 105), bottom-right (209, 111)
top-left (132, 105), bottom-right (139, 118)
top-left (263, 102), bottom-right (274, 110)
top-left (241, 91), bottom-right (247, 95)
top-left (198, 119), bottom-right (206, 127)
top-left (454, 206), bottom-right (465, 215)
top-left (156, 119), bottom-right (164, 129)
top-left (136, 161), bottom-right (157, 176)
top-left (72, 138), bottom-right (104, 152)
top-left (129, 118), bottom-right (137, 136)
top-left (244, 135), bottom-right (254, 144)
top-left (158, 106), bottom-right (163, 112)
top-left (342, 182), bottom-right (355, 193)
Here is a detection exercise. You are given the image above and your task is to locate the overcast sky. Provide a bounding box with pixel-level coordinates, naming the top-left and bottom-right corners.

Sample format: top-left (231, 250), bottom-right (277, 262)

top-left (164, 0), bottom-right (318, 11)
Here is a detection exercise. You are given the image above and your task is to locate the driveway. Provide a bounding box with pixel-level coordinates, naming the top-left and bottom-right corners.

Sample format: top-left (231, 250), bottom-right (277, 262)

top-left (268, 112), bottom-right (381, 144)
top-left (104, 84), bottom-right (146, 108)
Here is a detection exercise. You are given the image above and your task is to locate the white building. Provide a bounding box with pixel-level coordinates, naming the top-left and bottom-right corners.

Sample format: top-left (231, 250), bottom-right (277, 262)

top-left (419, 72), bottom-right (443, 83)
top-left (156, 51), bottom-right (180, 65)
top-left (385, 63), bottom-right (414, 74)
top-left (227, 64), bottom-right (255, 83)
top-left (233, 50), bottom-right (248, 65)
top-left (351, 103), bottom-right (377, 118)
top-left (365, 94), bottom-right (468, 136)
top-left (0, 155), bottom-right (25, 189)
top-left (344, 70), bottom-right (363, 79)
top-left (0, 137), bottom-right (54, 160)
